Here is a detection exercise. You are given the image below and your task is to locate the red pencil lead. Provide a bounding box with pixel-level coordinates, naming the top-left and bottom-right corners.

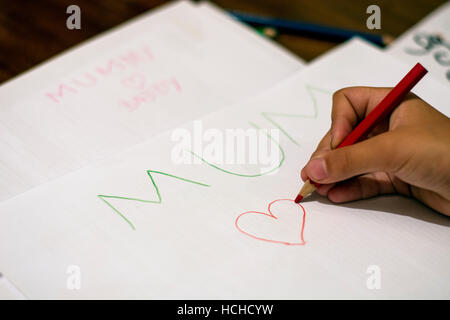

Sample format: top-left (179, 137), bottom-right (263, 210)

top-left (294, 194), bottom-right (303, 203)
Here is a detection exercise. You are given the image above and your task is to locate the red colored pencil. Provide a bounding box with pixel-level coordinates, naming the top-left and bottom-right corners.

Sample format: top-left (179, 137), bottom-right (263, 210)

top-left (294, 62), bottom-right (428, 203)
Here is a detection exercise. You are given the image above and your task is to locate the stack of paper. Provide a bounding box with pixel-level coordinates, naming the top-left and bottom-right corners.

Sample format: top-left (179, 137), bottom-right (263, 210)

top-left (0, 0), bottom-right (304, 201)
top-left (0, 0), bottom-right (449, 299)
top-left (387, 1), bottom-right (450, 86)
top-left (0, 0), bottom-right (304, 298)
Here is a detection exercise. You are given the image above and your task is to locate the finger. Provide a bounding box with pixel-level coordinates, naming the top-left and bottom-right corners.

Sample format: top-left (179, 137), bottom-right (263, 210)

top-left (316, 183), bottom-right (335, 196)
top-left (305, 87), bottom-right (390, 171)
top-left (304, 131), bottom-right (403, 184)
top-left (300, 170), bottom-right (335, 195)
top-left (301, 129), bottom-right (332, 180)
top-left (304, 87), bottom-right (398, 183)
top-left (300, 169), bottom-right (335, 196)
top-left (327, 172), bottom-right (396, 203)
top-left (300, 168), bottom-right (308, 182)
top-left (410, 186), bottom-right (450, 216)
top-left (330, 87), bottom-right (393, 148)
top-left (311, 129), bottom-right (332, 158)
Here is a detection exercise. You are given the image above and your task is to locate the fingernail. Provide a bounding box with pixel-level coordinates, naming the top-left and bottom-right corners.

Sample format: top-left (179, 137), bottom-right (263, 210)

top-left (308, 158), bottom-right (328, 180)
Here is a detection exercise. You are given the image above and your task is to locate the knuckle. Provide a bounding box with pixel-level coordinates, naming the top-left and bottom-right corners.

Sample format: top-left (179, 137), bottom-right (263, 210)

top-left (326, 147), bottom-right (356, 180)
top-left (332, 87), bottom-right (357, 100)
top-left (322, 149), bottom-right (348, 179)
top-left (332, 87), bottom-right (348, 98)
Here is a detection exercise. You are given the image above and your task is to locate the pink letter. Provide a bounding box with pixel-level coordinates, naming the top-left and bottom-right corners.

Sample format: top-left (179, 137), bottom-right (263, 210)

top-left (71, 72), bottom-right (98, 88)
top-left (142, 46), bottom-right (155, 60)
top-left (45, 84), bottom-right (78, 103)
top-left (169, 77), bottom-right (182, 92)
top-left (96, 59), bottom-right (126, 76)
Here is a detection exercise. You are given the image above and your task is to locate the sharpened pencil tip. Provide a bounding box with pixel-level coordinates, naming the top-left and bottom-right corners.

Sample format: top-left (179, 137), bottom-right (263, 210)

top-left (294, 194), bottom-right (303, 203)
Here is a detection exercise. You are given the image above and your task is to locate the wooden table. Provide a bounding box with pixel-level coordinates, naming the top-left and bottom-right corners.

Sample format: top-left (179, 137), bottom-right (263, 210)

top-left (0, 0), bottom-right (446, 84)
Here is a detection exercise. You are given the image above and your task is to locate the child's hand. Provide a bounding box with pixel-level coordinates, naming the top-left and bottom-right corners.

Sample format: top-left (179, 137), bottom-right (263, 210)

top-left (301, 87), bottom-right (450, 215)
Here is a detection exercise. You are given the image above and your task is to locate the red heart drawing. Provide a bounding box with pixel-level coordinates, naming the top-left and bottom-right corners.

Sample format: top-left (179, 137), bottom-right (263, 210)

top-left (235, 199), bottom-right (306, 246)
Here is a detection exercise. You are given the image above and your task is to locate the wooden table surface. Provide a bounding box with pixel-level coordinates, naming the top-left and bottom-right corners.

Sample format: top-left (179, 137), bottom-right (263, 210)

top-left (0, 0), bottom-right (446, 84)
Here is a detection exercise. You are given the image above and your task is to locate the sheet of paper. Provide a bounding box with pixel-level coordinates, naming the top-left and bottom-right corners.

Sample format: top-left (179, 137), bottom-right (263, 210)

top-left (386, 1), bottom-right (450, 86)
top-left (0, 38), bottom-right (449, 299)
top-left (0, 275), bottom-right (26, 300)
top-left (0, 0), bottom-right (304, 202)
top-left (196, 1), bottom-right (302, 67)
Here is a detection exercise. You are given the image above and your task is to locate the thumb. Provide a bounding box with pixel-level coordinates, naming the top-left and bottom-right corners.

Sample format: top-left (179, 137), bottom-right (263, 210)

top-left (304, 132), bottom-right (403, 184)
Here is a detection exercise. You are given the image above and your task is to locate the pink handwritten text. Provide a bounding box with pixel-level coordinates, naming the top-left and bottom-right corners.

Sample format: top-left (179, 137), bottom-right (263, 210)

top-left (45, 46), bottom-right (154, 103)
top-left (119, 77), bottom-right (182, 112)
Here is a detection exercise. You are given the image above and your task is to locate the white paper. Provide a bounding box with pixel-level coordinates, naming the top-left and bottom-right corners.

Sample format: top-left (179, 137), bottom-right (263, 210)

top-left (0, 275), bottom-right (26, 300)
top-left (0, 0), bottom-right (304, 201)
top-left (196, 1), bottom-right (303, 68)
top-left (0, 39), bottom-right (449, 299)
top-left (387, 1), bottom-right (450, 86)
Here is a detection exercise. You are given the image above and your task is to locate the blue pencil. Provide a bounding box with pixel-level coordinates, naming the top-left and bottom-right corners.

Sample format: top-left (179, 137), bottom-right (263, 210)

top-left (229, 10), bottom-right (392, 47)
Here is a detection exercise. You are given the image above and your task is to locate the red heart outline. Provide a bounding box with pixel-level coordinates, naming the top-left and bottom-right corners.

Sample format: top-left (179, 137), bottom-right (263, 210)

top-left (235, 198), bottom-right (306, 246)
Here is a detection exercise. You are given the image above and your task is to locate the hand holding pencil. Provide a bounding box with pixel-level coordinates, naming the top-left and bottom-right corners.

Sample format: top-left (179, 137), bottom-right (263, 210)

top-left (298, 66), bottom-right (450, 215)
